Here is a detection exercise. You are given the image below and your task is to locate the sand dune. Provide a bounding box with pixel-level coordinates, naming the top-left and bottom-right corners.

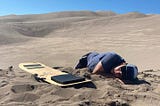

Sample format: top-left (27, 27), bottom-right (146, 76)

top-left (0, 11), bottom-right (159, 69)
top-left (0, 11), bottom-right (147, 38)
top-left (0, 11), bottom-right (160, 106)
top-left (0, 11), bottom-right (117, 23)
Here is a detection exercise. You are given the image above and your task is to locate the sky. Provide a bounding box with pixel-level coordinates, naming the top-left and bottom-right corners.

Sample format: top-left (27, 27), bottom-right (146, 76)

top-left (0, 0), bottom-right (160, 16)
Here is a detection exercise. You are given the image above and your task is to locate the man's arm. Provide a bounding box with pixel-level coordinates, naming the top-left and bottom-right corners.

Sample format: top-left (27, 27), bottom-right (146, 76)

top-left (92, 61), bottom-right (104, 74)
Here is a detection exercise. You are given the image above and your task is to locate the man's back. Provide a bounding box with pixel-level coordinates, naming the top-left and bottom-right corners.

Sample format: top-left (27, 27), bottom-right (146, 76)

top-left (87, 52), bottom-right (125, 73)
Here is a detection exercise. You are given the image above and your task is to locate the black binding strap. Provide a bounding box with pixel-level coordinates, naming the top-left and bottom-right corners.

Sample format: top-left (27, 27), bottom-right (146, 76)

top-left (51, 74), bottom-right (85, 84)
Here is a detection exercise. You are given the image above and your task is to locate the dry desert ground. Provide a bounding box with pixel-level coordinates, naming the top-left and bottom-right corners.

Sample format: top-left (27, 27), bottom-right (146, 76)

top-left (0, 11), bottom-right (159, 106)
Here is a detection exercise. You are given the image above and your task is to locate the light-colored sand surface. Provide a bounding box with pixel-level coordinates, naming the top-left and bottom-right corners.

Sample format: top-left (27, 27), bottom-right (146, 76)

top-left (0, 11), bottom-right (159, 106)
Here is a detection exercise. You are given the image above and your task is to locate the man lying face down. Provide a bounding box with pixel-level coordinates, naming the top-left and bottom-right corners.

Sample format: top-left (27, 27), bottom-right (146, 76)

top-left (75, 52), bottom-right (138, 81)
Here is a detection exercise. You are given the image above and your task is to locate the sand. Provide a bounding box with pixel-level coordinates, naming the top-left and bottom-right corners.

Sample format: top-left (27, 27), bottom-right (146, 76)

top-left (0, 11), bottom-right (159, 106)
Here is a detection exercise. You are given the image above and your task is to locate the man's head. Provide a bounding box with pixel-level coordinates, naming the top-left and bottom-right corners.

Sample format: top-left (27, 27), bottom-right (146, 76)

top-left (113, 64), bottom-right (138, 80)
top-left (121, 64), bottom-right (138, 80)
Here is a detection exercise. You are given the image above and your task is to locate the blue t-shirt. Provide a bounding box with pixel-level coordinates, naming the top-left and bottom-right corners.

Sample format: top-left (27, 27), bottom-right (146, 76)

top-left (87, 52), bottom-right (125, 73)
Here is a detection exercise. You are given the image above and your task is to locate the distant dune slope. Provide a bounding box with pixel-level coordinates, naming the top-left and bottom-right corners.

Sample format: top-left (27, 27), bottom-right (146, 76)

top-left (0, 11), bottom-right (151, 42)
top-left (0, 11), bottom-right (117, 43)
top-left (0, 11), bottom-right (117, 22)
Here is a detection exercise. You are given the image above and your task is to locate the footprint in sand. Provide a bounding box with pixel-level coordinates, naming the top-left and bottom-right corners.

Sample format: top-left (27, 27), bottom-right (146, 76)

top-left (11, 84), bottom-right (37, 93)
top-left (0, 66), bottom-right (15, 78)
top-left (0, 80), bottom-right (9, 87)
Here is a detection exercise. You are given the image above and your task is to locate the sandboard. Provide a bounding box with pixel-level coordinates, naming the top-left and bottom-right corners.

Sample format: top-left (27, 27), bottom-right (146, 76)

top-left (19, 62), bottom-right (91, 87)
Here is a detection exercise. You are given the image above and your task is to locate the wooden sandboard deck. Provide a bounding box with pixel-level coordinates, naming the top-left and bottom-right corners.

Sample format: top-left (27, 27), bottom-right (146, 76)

top-left (19, 62), bottom-right (91, 87)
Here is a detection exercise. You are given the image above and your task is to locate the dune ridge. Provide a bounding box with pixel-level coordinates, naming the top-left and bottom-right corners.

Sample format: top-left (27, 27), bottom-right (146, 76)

top-left (0, 11), bottom-right (152, 40)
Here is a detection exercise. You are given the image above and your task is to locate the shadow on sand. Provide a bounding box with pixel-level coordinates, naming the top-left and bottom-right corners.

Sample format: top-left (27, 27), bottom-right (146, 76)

top-left (122, 78), bottom-right (151, 85)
